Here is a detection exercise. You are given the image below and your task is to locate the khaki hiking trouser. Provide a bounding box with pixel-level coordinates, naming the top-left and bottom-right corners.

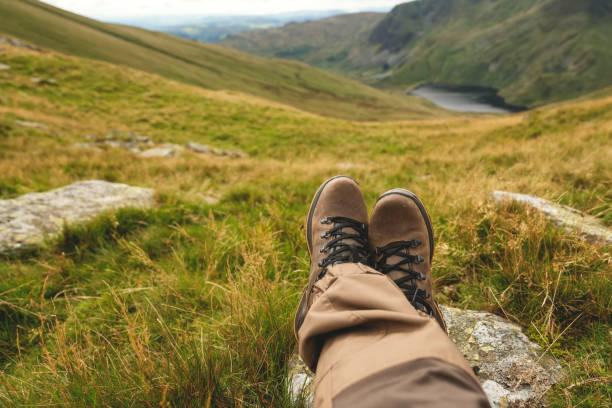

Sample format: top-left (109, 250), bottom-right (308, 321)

top-left (298, 262), bottom-right (491, 408)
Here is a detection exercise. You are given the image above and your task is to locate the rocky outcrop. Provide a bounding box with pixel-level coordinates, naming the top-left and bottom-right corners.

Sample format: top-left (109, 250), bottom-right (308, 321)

top-left (0, 181), bottom-right (154, 254)
top-left (30, 77), bottom-right (58, 86)
top-left (288, 306), bottom-right (563, 408)
top-left (72, 132), bottom-right (245, 158)
top-left (442, 306), bottom-right (563, 407)
top-left (139, 146), bottom-right (180, 158)
top-left (493, 190), bottom-right (612, 245)
top-left (0, 36), bottom-right (41, 51)
top-left (185, 141), bottom-right (245, 157)
top-left (73, 131), bottom-right (155, 153)
top-left (14, 120), bottom-right (48, 130)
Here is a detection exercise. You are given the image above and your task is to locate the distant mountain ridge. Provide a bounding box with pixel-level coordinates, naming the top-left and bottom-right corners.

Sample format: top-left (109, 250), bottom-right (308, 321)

top-left (221, 12), bottom-right (385, 72)
top-left (222, 0), bottom-right (612, 107)
top-left (0, 0), bottom-right (440, 121)
top-left (114, 10), bottom-right (352, 43)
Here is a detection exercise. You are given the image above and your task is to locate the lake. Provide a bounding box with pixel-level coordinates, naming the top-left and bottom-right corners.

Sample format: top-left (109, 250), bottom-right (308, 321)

top-left (408, 84), bottom-right (527, 114)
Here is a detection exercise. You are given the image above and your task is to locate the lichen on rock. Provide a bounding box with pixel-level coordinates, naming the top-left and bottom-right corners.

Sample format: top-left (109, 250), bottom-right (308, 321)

top-left (492, 190), bottom-right (612, 245)
top-left (288, 306), bottom-right (564, 408)
top-left (0, 180), bottom-right (154, 254)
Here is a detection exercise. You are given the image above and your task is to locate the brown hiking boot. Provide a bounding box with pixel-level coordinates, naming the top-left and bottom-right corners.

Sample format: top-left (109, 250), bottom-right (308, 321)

top-left (294, 176), bottom-right (370, 339)
top-left (369, 189), bottom-right (447, 331)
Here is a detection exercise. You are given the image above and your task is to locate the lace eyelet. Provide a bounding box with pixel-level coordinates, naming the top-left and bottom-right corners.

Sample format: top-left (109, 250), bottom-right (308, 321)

top-left (321, 217), bottom-right (331, 224)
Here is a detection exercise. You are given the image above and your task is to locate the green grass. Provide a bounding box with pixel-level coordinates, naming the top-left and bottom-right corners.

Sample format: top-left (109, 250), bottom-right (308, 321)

top-left (0, 43), bottom-right (611, 406)
top-left (0, 0), bottom-right (443, 121)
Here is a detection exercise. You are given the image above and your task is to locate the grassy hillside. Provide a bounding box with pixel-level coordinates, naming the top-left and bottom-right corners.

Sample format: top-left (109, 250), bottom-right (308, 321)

top-left (221, 12), bottom-right (385, 73)
top-left (0, 41), bottom-right (611, 406)
top-left (0, 0), bottom-right (441, 121)
top-left (222, 0), bottom-right (612, 108)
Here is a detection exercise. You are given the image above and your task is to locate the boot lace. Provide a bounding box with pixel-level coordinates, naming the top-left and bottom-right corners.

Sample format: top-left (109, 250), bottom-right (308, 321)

top-left (316, 216), bottom-right (370, 281)
top-left (375, 240), bottom-right (433, 315)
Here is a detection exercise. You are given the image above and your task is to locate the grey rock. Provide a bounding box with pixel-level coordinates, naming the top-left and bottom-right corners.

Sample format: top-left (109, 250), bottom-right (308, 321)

top-left (218, 148), bottom-right (245, 158)
top-left (288, 306), bottom-right (563, 408)
top-left (135, 135), bottom-right (153, 145)
top-left (0, 181), bottom-right (154, 254)
top-left (105, 131), bottom-right (153, 145)
top-left (442, 306), bottom-right (563, 407)
top-left (160, 143), bottom-right (184, 151)
top-left (72, 142), bottom-right (102, 152)
top-left (78, 132), bottom-right (163, 155)
top-left (30, 77), bottom-right (57, 85)
top-left (79, 134), bottom-right (241, 159)
top-left (203, 195), bottom-right (220, 205)
top-left (104, 140), bottom-right (123, 148)
top-left (185, 141), bottom-right (212, 154)
top-left (13, 120), bottom-right (48, 130)
top-left (0, 63), bottom-right (10, 71)
top-left (288, 357), bottom-right (314, 407)
top-left (139, 147), bottom-right (179, 158)
top-left (185, 141), bottom-right (245, 158)
top-left (493, 190), bottom-right (612, 245)
top-left (0, 36), bottom-right (41, 51)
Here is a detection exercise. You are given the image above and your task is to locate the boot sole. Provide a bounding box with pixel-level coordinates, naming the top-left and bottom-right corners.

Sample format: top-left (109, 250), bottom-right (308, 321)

top-left (376, 188), bottom-right (434, 262)
top-left (294, 175), bottom-right (359, 341)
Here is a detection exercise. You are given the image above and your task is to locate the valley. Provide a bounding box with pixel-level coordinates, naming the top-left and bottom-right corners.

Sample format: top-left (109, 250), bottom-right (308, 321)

top-left (223, 0), bottom-right (612, 109)
top-left (0, 0), bottom-right (610, 406)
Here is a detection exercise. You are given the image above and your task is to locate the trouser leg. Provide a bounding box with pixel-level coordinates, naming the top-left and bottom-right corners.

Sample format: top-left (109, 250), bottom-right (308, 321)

top-left (298, 262), bottom-right (490, 408)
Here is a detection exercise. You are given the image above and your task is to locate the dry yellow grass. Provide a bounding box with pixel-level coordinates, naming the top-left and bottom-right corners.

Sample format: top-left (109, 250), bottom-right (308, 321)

top-left (0, 44), bottom-right (610, 406)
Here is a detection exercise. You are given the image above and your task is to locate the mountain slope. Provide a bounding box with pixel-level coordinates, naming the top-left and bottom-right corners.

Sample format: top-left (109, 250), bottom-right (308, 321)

top-left (0, 0), bottom-right (439, 121)
top-left (222, 0), bottom-right (612, 107)
top-left (221, 12), bottom-right (385, 73)
top-left (372, 0), bottom-right (612, 106)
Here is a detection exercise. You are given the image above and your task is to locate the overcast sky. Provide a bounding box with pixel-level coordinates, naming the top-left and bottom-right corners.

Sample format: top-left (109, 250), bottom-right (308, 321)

top-left (41, 0), bottom-right (403, 18)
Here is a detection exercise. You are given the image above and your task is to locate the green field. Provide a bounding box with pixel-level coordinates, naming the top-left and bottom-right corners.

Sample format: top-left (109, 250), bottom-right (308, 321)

top-left (223, 0), bottom-right (612, 108)
top-left (0, 37), bottom-right (611, 406)
top-left (0, 0), bottom-right (442, 121)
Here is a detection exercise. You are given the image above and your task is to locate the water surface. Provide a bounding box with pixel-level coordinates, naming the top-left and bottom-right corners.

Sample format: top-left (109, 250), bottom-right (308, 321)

top-left (408, 84), bottom-right (526, 114)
